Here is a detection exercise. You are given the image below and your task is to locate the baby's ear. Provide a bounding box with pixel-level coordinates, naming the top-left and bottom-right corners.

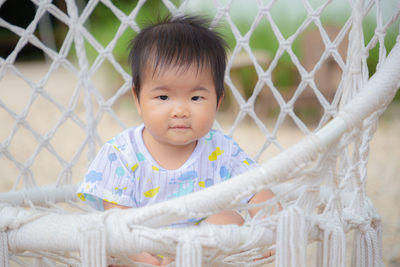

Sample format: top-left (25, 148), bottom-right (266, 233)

top-left (217, 92), bottom-right (224, 110)
top-left (132, 87), bottom-right (141, 115)
top-left (132, 86), bottom-right (140, 100)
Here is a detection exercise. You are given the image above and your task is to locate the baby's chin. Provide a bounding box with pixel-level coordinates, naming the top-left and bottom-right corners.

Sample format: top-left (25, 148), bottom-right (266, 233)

top-left (167, 138), bottom-right (199, 147)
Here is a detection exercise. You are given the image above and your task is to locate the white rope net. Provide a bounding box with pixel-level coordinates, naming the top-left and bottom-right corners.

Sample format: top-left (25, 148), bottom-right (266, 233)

top-left (1, 0), bottom-right (400, 266)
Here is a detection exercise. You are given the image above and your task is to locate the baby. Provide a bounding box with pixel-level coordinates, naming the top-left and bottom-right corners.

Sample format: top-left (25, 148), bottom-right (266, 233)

top-left (77, 15), bottom-right (275, 266)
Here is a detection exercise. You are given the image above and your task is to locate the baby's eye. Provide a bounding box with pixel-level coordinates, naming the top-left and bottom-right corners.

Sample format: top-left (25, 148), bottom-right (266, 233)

top-left (158, 95), bottom-right (168, 100)
top-left (191, 96), bottom-right (202, 101)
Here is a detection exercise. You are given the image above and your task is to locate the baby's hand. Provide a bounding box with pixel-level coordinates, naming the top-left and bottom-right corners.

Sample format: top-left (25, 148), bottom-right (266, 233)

top-left (108, 252), bottom-right (163, 266)
top-left (253, 249), bottom-right (275, 261)
top-left (160, 256), bottom-right (174, 266)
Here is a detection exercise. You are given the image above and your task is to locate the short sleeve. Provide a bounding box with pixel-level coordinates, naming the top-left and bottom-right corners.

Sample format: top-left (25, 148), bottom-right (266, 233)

top-left (229, 141), bottom-right (258, 203)
top-left (76, 142), bottom-right (137, 210)
top-left (229, 141), bottom-right (258, 177)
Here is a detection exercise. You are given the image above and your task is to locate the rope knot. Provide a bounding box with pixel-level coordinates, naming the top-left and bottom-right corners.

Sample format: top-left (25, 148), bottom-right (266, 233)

top-left (280, 40), bottom-right (291, 50)
top-left (217, 6), bottom-right (229, 15)
top-left (281, 104), bottom-right (292, 114)
top-left (326, 106), bottom-right (337, 116)
top-left (357, 221), bottom-right (371, 233)
top-left (259, 5), bottom-right (270, 15)
top-left (238, 37), bottom-right (249, 47)
top-left (328, 44), bottom-right (338, 54)
top-left (242, 102), bottom-right (254, 113)
top-left (309, 10), bottom-right (320, 20)
top-left (259, 72), bottom-right (269, 82)
top-left (302, 73), bottom-right (314, 83)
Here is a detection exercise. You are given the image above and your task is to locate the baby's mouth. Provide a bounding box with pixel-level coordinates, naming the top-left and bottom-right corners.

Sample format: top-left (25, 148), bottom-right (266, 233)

top-left (170, 125), bottom-right (190, 129)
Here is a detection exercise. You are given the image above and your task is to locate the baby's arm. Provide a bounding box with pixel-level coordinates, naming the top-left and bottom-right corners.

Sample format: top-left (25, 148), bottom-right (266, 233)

top-left (204, 190), bottom-right (278, 227)
top-left (103, 201), bottom-right (130, 210)
top-left (203, 190), bottom-right (278, 260)
top-left (103, 201), bottom-right (171, 266)
top-left (248, 189), bottom-right (281, 259)
top-left (248, 189), bottom-right (279, 217)
top-left (204, 210), bottom-right (244, 226)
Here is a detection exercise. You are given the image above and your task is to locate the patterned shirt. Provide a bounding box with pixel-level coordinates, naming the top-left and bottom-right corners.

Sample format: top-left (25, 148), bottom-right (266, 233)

top-left (77, 124), bottom-right (257, 216)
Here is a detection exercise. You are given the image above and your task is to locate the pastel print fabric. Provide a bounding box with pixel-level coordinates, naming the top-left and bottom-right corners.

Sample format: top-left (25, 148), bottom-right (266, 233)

top-left (77, 125), bottom-right (257, 214)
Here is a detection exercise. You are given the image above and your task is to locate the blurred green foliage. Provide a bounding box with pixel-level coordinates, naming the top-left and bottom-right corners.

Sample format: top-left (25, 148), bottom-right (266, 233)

top-left (1, 0), bottom-right (398, 104)
top-left (79, 0), bottom-right (180, 73)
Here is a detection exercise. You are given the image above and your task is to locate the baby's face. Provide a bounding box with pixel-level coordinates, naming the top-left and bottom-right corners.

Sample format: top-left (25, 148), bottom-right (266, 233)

top-left (134, 64), bottom-right (220, 149)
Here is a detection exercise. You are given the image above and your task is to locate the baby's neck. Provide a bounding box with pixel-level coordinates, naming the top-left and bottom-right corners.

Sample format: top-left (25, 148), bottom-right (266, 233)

top-left (142, 129), bottom-right (197, 170)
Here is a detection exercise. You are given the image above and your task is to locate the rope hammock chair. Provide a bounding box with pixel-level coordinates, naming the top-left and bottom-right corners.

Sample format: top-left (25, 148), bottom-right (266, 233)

top-left (1, 0), bottom-right (400, 266)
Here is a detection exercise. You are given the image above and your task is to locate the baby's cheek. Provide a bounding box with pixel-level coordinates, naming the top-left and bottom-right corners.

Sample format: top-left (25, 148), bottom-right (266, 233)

top-left (200, 110), bottom-right (216, 128)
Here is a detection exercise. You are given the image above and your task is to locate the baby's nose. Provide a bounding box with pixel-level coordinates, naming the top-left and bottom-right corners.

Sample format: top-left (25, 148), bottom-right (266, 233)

top-left (171, 104), bottom-right (190, 118)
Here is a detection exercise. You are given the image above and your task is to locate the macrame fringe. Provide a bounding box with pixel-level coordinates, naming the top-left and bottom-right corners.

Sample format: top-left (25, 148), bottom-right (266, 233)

top-left (322, 224), bottom-right (346, 267)
top-left (33, 257), bottom-right (53, 267)
top-left (375, 221), bottom-right (383, 265)
top-left (80, 226), bottom-right (106, 267)
top-left (351, 224), bottom-right (383, 267)
top-left (276, 205), bottom-right (307, 267)
top-left (0, 232), bottom-right (9, 267)
top-left (176, 240), bottom-right (202, 267)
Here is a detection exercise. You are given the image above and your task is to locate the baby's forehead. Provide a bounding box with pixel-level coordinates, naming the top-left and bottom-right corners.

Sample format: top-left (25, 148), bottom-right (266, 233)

top-left (142, 59), bottom-right (213, 79)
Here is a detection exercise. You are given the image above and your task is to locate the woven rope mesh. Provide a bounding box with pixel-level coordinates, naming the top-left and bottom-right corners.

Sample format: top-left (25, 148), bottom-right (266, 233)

top-left (0, 0), bottom-right (400, 266)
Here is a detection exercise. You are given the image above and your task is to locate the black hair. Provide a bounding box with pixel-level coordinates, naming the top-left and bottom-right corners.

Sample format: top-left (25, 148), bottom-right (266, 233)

top-left (128, 15), bottom-right (227, 104)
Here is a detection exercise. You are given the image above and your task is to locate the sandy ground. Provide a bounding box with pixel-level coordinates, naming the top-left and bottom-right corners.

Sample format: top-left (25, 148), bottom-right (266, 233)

top-left (0, 62), bottom-right (399, 266)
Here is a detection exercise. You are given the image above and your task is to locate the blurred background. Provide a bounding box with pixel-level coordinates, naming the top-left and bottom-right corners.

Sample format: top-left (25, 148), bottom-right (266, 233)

top-left (0, 0), bottom-right (399, 265)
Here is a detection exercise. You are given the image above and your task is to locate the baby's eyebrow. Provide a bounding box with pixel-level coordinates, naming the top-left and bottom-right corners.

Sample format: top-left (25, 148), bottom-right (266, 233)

top-left (150, 86), bottom-right (170, 92)
top-left (150, 86), bottom-right (212, 93)
top-left (191, 86), bottom-right (211, 93)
